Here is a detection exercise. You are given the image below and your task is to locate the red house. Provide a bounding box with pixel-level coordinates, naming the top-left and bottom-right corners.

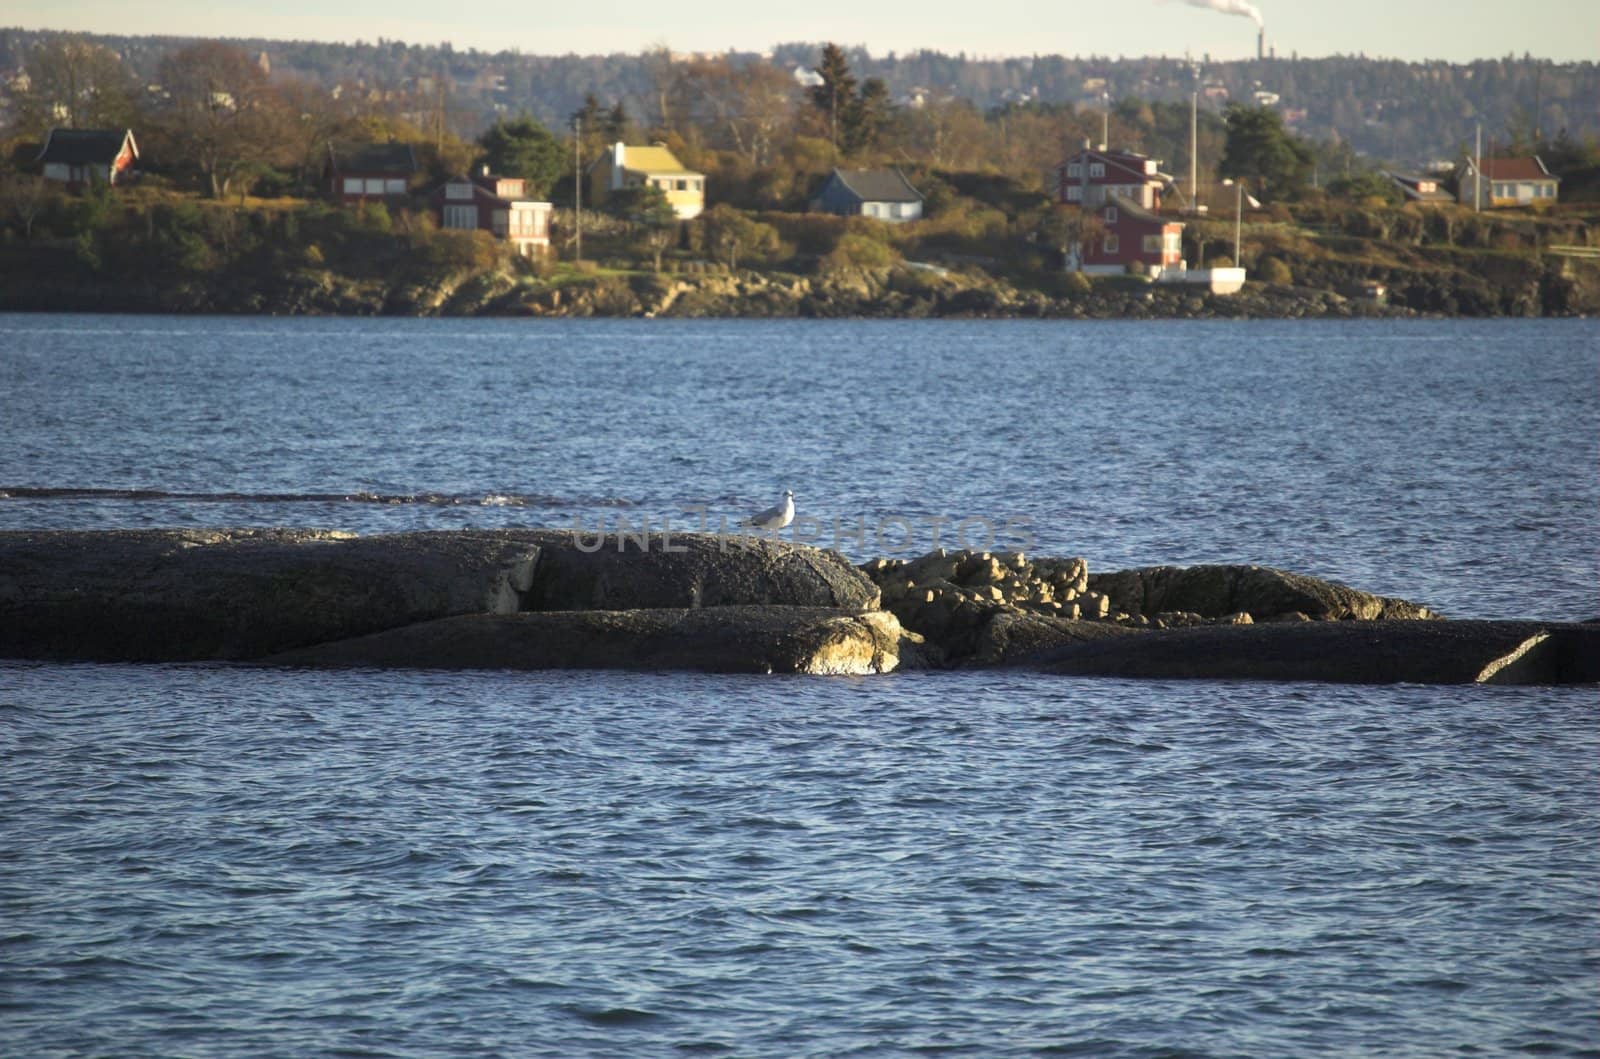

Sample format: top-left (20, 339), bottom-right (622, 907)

top-left (1067, 200), bottom-right (1184, 277)
top-left (327, 142), bottom-right (418, 203)
top-left (432, 169), bottom-right (552, 257)
top-left (37, 128), bottom-right (138, 188)
top-left (1052, 145), bottom-right (1170, 209)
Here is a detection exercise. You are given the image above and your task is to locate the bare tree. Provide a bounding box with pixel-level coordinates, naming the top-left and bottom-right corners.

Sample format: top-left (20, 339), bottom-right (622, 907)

top-left (678, 59), bottom-right (796, 167)
top-left (10, 35), bottom-right (137, 137)
top-left (154, 42), bottom-right (287, 199)
top-left (275, 78), bottom-right (355, 193)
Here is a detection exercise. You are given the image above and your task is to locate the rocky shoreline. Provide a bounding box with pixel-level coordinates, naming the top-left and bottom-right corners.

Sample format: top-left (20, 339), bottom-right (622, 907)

top-left (3, 256), bottom-right (1591, 319)
top-left (2, 528), bottom-right (1593, 685)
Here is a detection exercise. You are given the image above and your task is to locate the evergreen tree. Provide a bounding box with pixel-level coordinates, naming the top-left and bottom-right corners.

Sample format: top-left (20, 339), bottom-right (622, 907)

top-left (477, 115), bottom-right (566, 197)
top-left (847, 77), bottom-right (893, 154)
top-left (810, 43), bottom-right (857, 151)
top-left (604, 101), bottom-right (631, 143)
top-left (570, 93), bottom-right (606, 161)
top-left (1220, 104), bottom-right (1315, 196)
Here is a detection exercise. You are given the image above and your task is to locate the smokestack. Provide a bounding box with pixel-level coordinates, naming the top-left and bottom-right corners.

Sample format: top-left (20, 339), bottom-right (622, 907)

top-left (1258, 29), bottom-right (1264, 61)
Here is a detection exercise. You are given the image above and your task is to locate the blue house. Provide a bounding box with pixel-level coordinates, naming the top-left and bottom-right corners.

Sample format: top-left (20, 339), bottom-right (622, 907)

top-left (812, 168), bottom-right (924, 222)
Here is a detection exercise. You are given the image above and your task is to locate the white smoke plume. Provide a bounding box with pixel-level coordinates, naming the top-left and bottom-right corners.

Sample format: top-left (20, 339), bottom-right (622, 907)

top-left (1179, 0), bottom-right (1264, 28)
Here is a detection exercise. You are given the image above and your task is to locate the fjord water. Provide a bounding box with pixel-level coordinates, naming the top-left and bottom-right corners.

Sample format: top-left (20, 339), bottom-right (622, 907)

top-left (2, 315), bottom-right (1597, 1057)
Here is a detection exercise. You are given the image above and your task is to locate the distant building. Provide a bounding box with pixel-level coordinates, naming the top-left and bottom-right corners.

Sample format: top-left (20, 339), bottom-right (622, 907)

top-left (432, 169), bottom-right (552, 257)
top-left (327, 142), bottom-right (418, 204)
top-left (1384, 171), bottom-right (1455, 205)
top-left (811, 168), bottom-right (924, 222)
top-left (1454, 156), bottom-right (1559, 208)
top-left (1052, 146), bottom-right (1171, 210)
top-left (588, 142), bottom-right (705, 220)
top-left (36, 128), bottom-right (138, 187)
top-left (1067, 199), bottom-right (1184, 276)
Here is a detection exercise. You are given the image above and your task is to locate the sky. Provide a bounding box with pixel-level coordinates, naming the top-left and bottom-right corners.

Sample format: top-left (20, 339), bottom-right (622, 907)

top-left (5, 0), bottom-right (1598, 64)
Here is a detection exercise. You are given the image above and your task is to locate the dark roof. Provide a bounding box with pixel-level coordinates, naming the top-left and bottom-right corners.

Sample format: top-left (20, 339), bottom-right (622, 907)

top-left (831, 168), bottom-right (923, 203)
top-left (1385, 171), bottom-right (1454, 201)
top-left (330, 142), bottom-right (418, 175)
top-left (1466, 156), bottom-right (1557, 182)
top-left (37, 128), bottom-right (135, 166)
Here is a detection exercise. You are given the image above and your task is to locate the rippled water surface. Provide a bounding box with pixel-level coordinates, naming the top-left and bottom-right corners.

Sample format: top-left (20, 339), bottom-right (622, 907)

top-left (1, 315), bottom-right (1598, 1056)
top-left (2, 315), bottom-right (1596, 618)
top-left (3, 665), bottom-right (1597, 1058)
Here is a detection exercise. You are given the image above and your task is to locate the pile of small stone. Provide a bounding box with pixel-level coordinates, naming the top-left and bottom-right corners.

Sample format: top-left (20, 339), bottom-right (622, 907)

top-left (860, 549), bottom-right (1279, 662)
top-left (864, 548), bottom-right (1101, 616)
top-left (860, 548), bottom-right (1110, 659)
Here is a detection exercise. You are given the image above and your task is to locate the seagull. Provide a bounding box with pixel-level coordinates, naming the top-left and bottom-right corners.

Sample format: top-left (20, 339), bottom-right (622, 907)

top-left (744, 489), bottom-right (795, 531)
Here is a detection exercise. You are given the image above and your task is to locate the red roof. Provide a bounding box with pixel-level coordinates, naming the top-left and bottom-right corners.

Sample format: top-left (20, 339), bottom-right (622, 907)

top-left (1475, 156), bottom-right (1554, 181)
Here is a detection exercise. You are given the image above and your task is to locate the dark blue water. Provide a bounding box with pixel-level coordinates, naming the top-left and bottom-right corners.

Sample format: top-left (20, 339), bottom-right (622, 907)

top-left (3, 315), bottom-right (1595, 618)
top-left (2, 315), bottom-right (1598, 1056)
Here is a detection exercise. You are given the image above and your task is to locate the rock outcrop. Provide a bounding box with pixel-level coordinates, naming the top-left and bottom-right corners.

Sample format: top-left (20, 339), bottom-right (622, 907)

top-left (0, 528), bottom-right (883, 666)
top-left (859, 549), bottom-right (1439, 666)
top-left (498, 529), bottom-right (879, 612)
top-left (265, 606), bottom-right (919, 675)
top-left (1087, 564), bottom-right (1441, 623)
top-left (4, 529), bottom-right (1588, 684)
top-left (0, 528), bottom-right (541, 661)
top-left (1041, 620), bottom-right (1600, 685)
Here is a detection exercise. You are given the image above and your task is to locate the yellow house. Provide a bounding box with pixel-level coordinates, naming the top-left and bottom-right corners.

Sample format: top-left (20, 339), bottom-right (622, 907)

top-left (589, 142), bottom-right (705, 220)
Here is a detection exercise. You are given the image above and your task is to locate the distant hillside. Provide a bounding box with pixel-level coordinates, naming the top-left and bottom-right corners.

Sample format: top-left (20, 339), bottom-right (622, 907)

top-left (1, 27), bottom-right (1595, 168)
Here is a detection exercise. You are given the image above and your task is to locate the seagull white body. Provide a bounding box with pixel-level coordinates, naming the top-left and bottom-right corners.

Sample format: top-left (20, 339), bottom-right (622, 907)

top-left (745, 490), bottom-right (795, 531)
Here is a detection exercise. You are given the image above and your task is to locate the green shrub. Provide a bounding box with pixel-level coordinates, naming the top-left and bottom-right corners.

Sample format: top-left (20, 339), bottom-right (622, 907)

top-left (1059, 271), bottom-right (1092, 296)
top-left (1258, 256), bottom-right (1293, 284)
top-left (360, 202), bottom-right (392, 234)
top-left (823, 232), bottom-right (899, 271)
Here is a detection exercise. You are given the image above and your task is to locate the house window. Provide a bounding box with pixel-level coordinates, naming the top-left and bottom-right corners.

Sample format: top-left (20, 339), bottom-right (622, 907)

top-left (1143, 235), bottom-right (1162, 253)
top-left (343, 177), bottom-right (363, 194)
top-left (1066, 186), bottom-right (1082, 202)
top-left (364, 178), bottom-right (385, 194)
top-left (1089, 163), bottom-right (1105, 177)
top-left (491, 209), bottom-right (509, 237)
top-left (1105, 207), bottom-right (1118, 224)
top-left (1066, 163), bottom-right (1082, 178)
top-left (675, 179), bottom-right (687, 190)
top-left (384, 179), bottom-right (406, 194)
top-left (446, 183), bottom-right (472, 200)
top-left (1104, 234), bottom-right (1119, 254)
top-left (443, 204), bottom-right (477, 230)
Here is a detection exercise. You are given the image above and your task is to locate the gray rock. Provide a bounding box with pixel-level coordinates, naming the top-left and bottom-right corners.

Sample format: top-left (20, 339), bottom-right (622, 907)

top-left (500, 529), bottom-right (879, 612)
top-left (0, 528), bottom-right (540, 662)
top-left (1088, 564), bottom-right (1439, 622)
top-left (971, 611), bottom-right (1143, 666)
top-left (0, 528), bottom-right (878, 663)
top-left (1040, 620), bottom-right (1599, 685)
top-left (264, 606), bottom-right (921, 674)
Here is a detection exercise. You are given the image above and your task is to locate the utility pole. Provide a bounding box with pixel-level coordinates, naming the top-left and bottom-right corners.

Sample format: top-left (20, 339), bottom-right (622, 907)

top-left (1234, 180), bottom-right (1243, 264)
top-left (573, 115), bottom-right (583, 262)
top-left (1190, 91), bottom-right (1198, 210)
top-left (1474, 123), bottom-right (1482, 213)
